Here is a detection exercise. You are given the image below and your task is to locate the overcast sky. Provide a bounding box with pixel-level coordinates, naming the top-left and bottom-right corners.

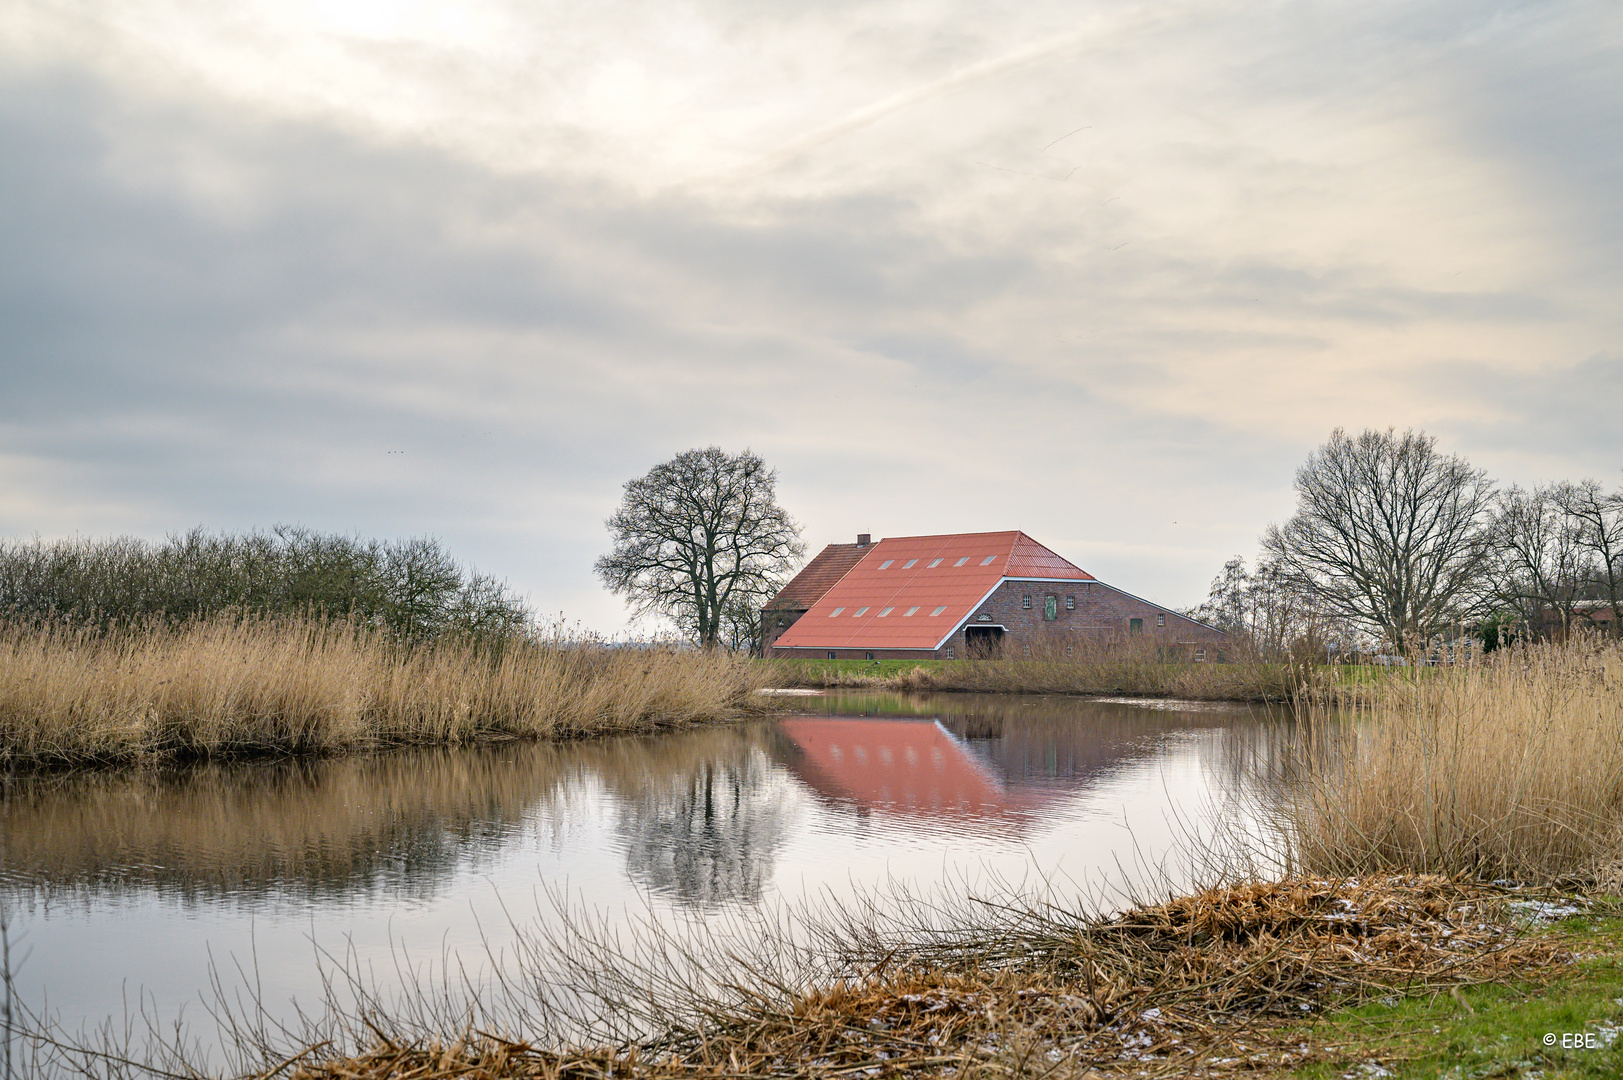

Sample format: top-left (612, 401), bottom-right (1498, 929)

top-left (2, 0), bottom-right (1619, 632)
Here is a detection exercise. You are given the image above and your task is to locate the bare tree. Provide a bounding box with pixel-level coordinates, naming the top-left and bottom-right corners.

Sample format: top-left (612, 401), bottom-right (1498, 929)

top-left (1263, 428), bottom-right (1494, 653)
top-left (595, 447), bottom-right (804, 648)
top-left (1489, 484), bottom-right (1593, 639)
top-left (1188, 553), bottom-right (1349, 660)
top-left (1557, 479), bottom-right (1623, 637)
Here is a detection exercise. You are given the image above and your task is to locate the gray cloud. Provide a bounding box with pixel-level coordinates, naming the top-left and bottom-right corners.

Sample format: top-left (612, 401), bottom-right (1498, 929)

top-left (2, 1), bottom-right (1621, 625)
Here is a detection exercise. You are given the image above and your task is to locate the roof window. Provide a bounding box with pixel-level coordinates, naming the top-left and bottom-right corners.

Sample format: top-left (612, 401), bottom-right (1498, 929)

top-left (829, 607), bottom-right (844, 617)
top-left (878, 560), bottom-right (894, 569)
top-left (903, 559), bottom-right (918, 569)
top-left (954, 557), bottom-right (969, 566)
top-left (878, 607), bottom-right (895, 617)
top-left (904, 607), bottom-right (919, 616)
top-left (854, 607), bottom-right (869, 617)
top-left (980, 556), bottom-right (996, 566)
top-left (928, 558), bottom-right (943, 568)
top-left (930, 606), bottom-right (946, 616)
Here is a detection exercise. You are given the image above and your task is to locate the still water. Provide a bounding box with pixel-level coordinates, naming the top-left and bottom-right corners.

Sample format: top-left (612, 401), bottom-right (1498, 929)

top-left (0, 691), bottom-right (1286, 1043)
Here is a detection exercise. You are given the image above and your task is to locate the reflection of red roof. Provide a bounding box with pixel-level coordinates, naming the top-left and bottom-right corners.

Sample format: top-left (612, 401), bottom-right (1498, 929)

top-left (765, 542), bottom-right (870, 611)
top-left (778, 718), bottom-right (1009, 819)
top-left (773, 532), bottom-right (1093, 651)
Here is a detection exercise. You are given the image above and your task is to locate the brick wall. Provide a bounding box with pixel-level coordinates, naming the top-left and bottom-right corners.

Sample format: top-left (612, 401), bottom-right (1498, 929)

top-left (760, 608), bottom-right (806, 654)
top-left (940, 579), bottom-right (1226, 659)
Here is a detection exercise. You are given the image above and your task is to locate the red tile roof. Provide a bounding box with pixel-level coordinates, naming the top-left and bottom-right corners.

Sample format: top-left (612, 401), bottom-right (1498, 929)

top-left (764, 541), bottom-right (871, 611)
top-left (773, 531), bottom-right (1093, 651)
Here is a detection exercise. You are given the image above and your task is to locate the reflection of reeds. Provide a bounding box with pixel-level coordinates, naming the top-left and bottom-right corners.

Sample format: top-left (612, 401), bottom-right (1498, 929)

top-left (0, 726), bottom-right (782, 902)
top-left (0, 618), bottom-right (775, 768)
top-left (1279, 639), bottom-right (1623, 883)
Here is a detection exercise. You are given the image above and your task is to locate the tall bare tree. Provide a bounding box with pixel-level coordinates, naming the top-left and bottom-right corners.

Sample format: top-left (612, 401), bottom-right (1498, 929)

top-left (595, 447), bottom-right (804, 648)
top-left (1558, 479), bottom-right (1623, 637)
top-left (1489, 484), bottom-right (1594, 639)
top-left (1263, 428), bottom-right (1494, 653)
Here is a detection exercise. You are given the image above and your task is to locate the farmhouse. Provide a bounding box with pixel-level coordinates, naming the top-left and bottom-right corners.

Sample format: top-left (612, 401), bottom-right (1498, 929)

top-left (763, 530), bottom-right (1225, 661)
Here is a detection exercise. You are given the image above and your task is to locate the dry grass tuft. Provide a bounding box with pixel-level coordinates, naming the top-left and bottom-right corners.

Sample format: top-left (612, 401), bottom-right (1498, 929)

top-left (771, 638), bottom-right (1321, 703)
top-left (0, 618), bottom-right (775, 768)
top-left (1278, 638), bottom-right (1623, 884)
top-left (286, 876), bottom-right (1567, 1079)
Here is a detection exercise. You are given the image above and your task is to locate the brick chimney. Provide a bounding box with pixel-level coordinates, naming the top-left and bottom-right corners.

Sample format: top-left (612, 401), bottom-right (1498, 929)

top-left (857, 533), bottom-right (872, 546)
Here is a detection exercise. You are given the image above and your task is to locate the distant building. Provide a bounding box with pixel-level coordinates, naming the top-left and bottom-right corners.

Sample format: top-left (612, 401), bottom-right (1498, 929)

top-left (760, 533), bottom-right (875, 654)
top-left (763, 530), bottom-right (1225, 660)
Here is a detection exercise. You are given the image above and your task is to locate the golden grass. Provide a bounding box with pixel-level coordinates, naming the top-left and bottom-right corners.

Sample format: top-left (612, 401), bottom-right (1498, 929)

top-left (0, 618), bottom-right (775, 768)
top-left (776, 654), bottom-right (1313, 703)
top-left (1279, 638), bottom-right (1623, 883)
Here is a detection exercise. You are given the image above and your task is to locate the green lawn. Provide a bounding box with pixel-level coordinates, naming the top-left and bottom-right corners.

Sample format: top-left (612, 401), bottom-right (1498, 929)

top-left (760, 657), bottom-right (943, 682)
top-left (1285, 908), bottom-right (1623, 1079)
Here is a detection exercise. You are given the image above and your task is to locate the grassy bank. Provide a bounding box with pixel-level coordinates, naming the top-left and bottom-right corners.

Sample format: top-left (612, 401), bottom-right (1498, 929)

top-left (1286, 903), bottom-right (1623, 1078)
top-left (0, 617), bottom-right (774, 768)
top-left (766, 653), bottom-right (1322, 702)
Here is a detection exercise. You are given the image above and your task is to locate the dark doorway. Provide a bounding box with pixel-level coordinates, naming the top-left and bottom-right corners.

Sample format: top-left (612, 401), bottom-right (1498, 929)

top-left (964, 625), bottom-right (1004, 659)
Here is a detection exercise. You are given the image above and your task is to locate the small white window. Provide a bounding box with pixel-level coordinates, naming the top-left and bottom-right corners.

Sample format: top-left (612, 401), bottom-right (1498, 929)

top-left (903, 559), bottom-right (918, 569)
top-left (1157, 613), bottom-right (1165, 627)
top-left (1065, 595), bottom-right (1075, 610)
top-left (878, 560), bottom-right (894, 569)
top-left (979, 556), bottom-right (996, 566)
top-left (878, 607), bottom-right (894, 617)
top-left (854, 607), bottom-right (869, 617)
top-left (1022, 595), bottom-right (1032, 610)
top-left (827, 651), bottom-right (837, 659)
top-left (829, 607), bottom-right (844, 616)
top-left (904, 606), bottom-right (919, 616)
top-left (930, 606), bottom-right (946, 616)
top-left (954, 557), bottom-right (969, 566)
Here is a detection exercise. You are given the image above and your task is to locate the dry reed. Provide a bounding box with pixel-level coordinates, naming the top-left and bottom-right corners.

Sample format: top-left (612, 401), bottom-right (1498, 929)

top-left (1278, 638), bottom-right (1623, 883)
top-left (272, 875), bottom-right (1566, 1079)
top-left (774, 650), bottom-right (1316, 703)
top-left (0, 618), bottom-right (775, 768)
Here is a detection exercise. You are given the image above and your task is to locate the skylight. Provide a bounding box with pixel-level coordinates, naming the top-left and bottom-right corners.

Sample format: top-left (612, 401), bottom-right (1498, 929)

top-left (854, 607), bottom-right (869, 617)
top-left (928, 558), bottom-right (943, 567)
top-left (878, 607), bottom-right (894, 617)
top-left (829, 607), bottom-right (844, 616)
top-left (954, 557), bottom-right (969, 566)
top-left (878, 560), bottom-right (894, 569)
top-left (930, 606), bottom-right (946, 616)
top-left (903, 559), bottom-right (918, 569)
top-left (980, 555), bottom-right (996, 566)
top-left (904, 606), bottom-right (919, 616)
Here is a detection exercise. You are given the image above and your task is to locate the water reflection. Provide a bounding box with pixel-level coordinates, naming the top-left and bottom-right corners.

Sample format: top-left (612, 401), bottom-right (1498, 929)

top-left (1, 691), bottom-right (1291, 1043)
top-left (617, 749), bottom-right (795, 906)
top-left (0, 695), bottom-right (1285, 911)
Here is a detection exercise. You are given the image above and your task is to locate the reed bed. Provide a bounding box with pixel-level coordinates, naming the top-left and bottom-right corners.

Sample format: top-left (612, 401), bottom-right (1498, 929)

top-left (773, 654), bottom-right (1316, 703)
top-left (1278, 638), bottom-right (1623, 884)
top-left (244, 876), bottom-right (1567, 1079)
top-left (0, 618), bottom-right (775, 768)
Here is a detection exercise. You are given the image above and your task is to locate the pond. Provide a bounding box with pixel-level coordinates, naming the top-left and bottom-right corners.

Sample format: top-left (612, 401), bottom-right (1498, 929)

top-left (0, 691), bottom-right (1290, 1055)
